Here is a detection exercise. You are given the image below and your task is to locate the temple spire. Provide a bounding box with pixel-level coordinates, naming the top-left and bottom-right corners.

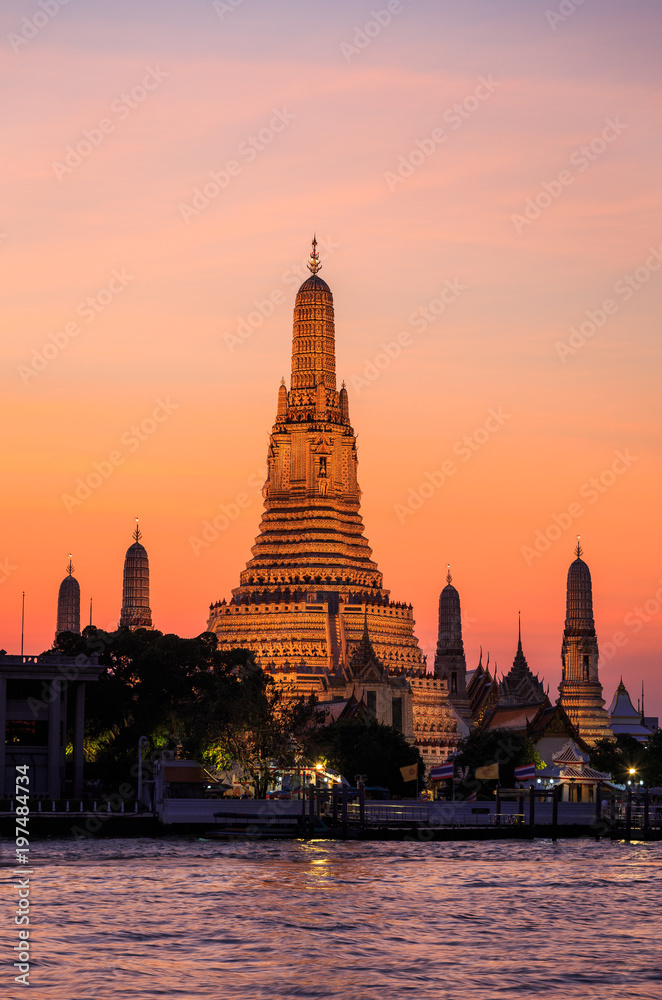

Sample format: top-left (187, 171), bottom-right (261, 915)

top-left (290, 245), bottom-right (336, 392)
top-left (558, 543), bottom-right (613, 743)
top-left (307, 235), bottom-right (321, 274)
top-left (55, 553), bottom-right (80, 641)
top-left (434, 567), bottom-right (471, 721)
top-left (120, 520), bottom-right (152, 630)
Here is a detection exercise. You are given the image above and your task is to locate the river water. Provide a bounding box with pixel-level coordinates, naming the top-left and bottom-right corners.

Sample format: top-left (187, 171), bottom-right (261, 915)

top-left (5, 837), bottom-right (662, 999)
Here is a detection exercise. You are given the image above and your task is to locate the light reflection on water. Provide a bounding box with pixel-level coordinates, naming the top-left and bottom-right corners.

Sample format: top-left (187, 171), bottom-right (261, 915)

top-left (7, 838), bottom-right (662, 999)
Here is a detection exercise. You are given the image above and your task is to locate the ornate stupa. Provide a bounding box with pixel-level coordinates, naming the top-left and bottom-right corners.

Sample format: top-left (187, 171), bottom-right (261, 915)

top-left (433, 567), bottom-right (472, 723)
top-left (557, 538), bottom-right (613, 743)
top-left (119, 519), bottom-right (153, 630)
top-left (55, 554), bottom-right (80, 640)
top-left (207, 239), bottom-right (425, 679)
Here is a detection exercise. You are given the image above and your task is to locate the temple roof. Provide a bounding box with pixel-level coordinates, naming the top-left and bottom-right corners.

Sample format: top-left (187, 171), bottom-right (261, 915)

top-left (296, 273), bottom-right (331, 295)
top-left (499, 619), bottom-right (546, 707)
top-left (608, 678), bottom-right (640, 719)
top-left (605, 680), bottom-right (653, 741)
top-left (349, 616), bottom-right (387, 681)
top-left (483, 706), bottom-right (540, 731)
top-left (58, 574), bottom-right (80, 594)
top-left (553, 740), bottom-right (589, 765)
top-left (125, 541), bottom-right (148, 557)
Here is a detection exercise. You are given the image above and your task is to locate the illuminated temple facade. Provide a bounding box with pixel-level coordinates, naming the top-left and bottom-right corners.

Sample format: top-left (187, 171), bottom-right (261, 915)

top-left (207, 241), bottom-right (464, 762)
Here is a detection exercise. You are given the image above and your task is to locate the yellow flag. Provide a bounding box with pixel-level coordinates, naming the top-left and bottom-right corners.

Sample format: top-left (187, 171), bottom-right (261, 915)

top-left (400, 763), bottom-right (418, 782)
top-left (475, 762), bottom-right (499, 780)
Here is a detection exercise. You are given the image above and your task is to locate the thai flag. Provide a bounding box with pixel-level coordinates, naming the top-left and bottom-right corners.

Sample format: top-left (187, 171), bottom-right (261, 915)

top-left (430, 763), bottom-right (454, 781)
top-left (514, 763), bottom-right (536, 781)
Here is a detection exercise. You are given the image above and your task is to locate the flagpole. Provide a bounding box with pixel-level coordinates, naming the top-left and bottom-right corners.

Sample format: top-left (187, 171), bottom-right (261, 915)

top-left (20, 591), bottom-right (25, 657)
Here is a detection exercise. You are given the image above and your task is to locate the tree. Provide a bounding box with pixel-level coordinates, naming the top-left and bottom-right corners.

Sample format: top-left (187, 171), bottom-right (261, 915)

top-left (183, 657), bottom-right (323, 798)
top-left (453, 728), bottom-right (544, 798)
top-left (51, 629), bottom-right (325, 795)
top-left (589, 734), bottom-right (644, 783)
top-left (643, 728), bottom-right (662, 787)
top-left (309, 719), bottom-right (424, 796)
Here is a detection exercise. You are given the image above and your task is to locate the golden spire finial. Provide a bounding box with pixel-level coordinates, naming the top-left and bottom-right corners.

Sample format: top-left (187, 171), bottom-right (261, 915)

top-left (67, 554), bottom-right (74, 576)
top-left (307, 234), bottom-right (321, 275)
top-left (575, 534), bottom-right (583, 558)
top-left (133, 517), bottom-right (142, 543)
top-left (446, 563), bottom-right (452, 585)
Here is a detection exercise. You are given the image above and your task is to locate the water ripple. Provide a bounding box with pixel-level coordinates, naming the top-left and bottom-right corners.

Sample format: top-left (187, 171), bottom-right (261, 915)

top-left (8, 838), bottom-right (662, 999)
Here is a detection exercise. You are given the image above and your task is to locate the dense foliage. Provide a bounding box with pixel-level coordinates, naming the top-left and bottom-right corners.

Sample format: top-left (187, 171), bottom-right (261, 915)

top-left (452, 727), bottom-right (544, 798)
top-left (309, 718), bottom-right (424, 795)
top-left (51, 627), bottom-right (321, 795)
top-left (590, 732), bottom-right (662, 786)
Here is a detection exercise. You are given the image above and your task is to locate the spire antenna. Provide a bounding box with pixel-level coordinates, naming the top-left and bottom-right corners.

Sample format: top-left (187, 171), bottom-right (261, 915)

top-left (67, 553), bottom-right (74, 576)
top-left (307, 234), bottom-right (321, 275)
top-left (446, 563), bottom-right (452, 585)
top-left (575, 534), bottom-right (583, 558)
top-left (133, 517), bottom-right (142, 543)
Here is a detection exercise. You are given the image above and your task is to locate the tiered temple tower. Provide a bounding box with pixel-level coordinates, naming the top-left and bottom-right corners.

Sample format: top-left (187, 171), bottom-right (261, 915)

top-left (119, 520), bottom-right (153, 630)
top-left (207, 240), bottom-right (425, 679)
top-left (55, 555), bottom-right (80, 640)
top-left (557, 538), bottom-right (613, 744)
top-left (433, 567), bottom-right (472, 723)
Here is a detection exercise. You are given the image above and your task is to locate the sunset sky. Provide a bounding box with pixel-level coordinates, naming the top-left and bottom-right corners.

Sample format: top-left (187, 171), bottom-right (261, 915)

top-left (2, 0), bottom-right (661, 713)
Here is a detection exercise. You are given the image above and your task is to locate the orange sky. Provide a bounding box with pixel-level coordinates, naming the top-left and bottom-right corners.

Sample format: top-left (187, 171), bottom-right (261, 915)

top-left (2, 0), bottom-right (661, 716)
